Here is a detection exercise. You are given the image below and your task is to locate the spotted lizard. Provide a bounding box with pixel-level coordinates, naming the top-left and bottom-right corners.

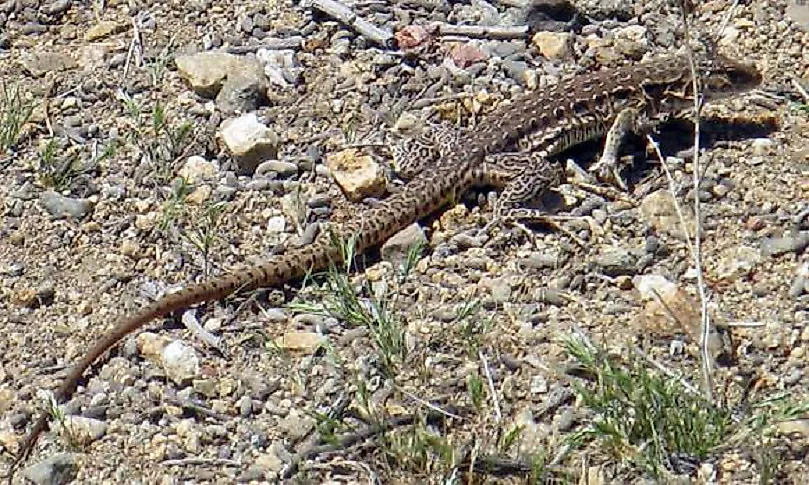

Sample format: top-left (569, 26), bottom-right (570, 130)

top-left (12, 51), bottom-right (762, 470)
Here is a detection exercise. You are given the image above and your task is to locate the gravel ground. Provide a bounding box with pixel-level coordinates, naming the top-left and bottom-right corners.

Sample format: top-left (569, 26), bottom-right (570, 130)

top-left (2, 0), bottom-right (809, 483)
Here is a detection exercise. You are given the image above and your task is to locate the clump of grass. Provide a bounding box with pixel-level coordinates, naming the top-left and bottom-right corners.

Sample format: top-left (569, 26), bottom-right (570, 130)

top-left (1, 82), bottom-right (34, 154)
top-left (382, 423), bottom-right (456, 479)
top-left (157, 177), bottom-right (195, 232)
top-left (180, 199), bottom-right (228, 276)
top-left (156, 177), bottom-right (229, 276)
top-left (467, 372), bottom-right (485, 411)
top-left (456, 299), bottom-right (485, 356)
top-left (36, 138), bottom-right (114, 191)
top-left (145, 37), bottom-right (175, 87)
top-left (564, 335), bottom-right (731, 477)
top-left (120, 95), bottom-right (194, 186)
top-left (498, 423), bottom-right (524, 454)
top-left (562, 335), bottom-right (809, 479)
top-left (288, 233), bottom-right (408, 377)
top-left (37, 391), bottom-right (84, 451)
top-left (397, 238), bottom-right (425, 282)
top-left (310, 407), bottom-right (354, 447)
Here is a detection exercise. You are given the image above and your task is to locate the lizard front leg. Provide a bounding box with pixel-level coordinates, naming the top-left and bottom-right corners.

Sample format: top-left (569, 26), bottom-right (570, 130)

top-left (588, 106), bottom-right (670, 191)
top-left (473, 152), bottom-right (583, 243)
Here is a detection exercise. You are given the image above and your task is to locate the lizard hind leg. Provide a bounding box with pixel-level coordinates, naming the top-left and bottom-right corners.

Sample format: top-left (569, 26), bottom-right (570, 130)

top-left (474, 152), bottom-right (573, 242)
top-left (588, 106), bottom-right (665, 191)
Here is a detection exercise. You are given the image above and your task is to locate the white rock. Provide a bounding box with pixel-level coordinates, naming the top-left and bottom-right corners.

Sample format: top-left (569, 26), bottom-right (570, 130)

top-left (266, 215), bottom-right (286, 233)
top-left (634, 274), bottom-right (677, 301)
top-left (161, 340), bottom-right (200, 384)
top-left (220, 114), bottom-right (278, 174)
top-left (59, 416), bottom-right (108, 445)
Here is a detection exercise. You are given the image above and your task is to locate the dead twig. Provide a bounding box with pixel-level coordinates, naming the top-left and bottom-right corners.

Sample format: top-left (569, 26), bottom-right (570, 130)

top-left (677, 1), bottom-right (714, 402)
top-left (399, 389), bottom-right (465, 420)
top-left (479, 350), bottom-right (502, 422)
top-left (311, 0), bottom-right (394, 48)
top-left (647, 135), bottom-right (713, 396)
top-left (181, 309), bottom-right (227, 354)
top-left (122, 14), bottom-right (144, 83)
top-left (226, 37), bottom-right (304, 54)
top-left (161, 457), bottom-right (241, 467)
top-left (790, 77), bottom-right (809, 104)
top-left (434, 23), bottom-right (529, 40)
top-left (714, 0), bottom-right (742, 40)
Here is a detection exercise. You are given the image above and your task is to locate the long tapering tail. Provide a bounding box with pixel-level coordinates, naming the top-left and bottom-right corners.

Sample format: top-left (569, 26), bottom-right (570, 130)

top-left (13, 238), bottom-right (343, 469)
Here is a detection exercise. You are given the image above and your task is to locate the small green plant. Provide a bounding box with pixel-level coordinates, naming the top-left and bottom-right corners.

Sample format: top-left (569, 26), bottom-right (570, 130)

top-left (754, 445), bottom-right (779, 485)
top-left (311, 409), bottom-right (352, 446)
top-left (45, 392), bottom-right (65, 430)
top-left (563, 335), bottom-right (732, 477)
top-left (36, 138), bottom-right (114, 191)
top-left (455, 299), bottom-right (481, 323)
top-left (1, 82), bottom-right (34, 154)
top-left (397, 239), bottom-right (425, 282)
top-left (563, 335), bottom-right (809, 479)
top-left (146, 37), bottom-right (176, 87)
top-left (353, 374), bottom-right (376, 423)
top-left (499, 424), bottom-right (523, 453)
top-left (467, 372), bottom-right (485, 411)
top-left (528, 452), bottom-right (552, 484)
top-left (157, 178), bottom-right (195, 232)
top-left (120, 95), bottom-right (194, 186)
top-left (38, 139), bottom-right (79, 190)
top-left (383, 423), bottom-right (456, 478)
top-left (155, 177), bottom-right (229, 275)
top-left (42, 391), bottom-right (83, 451)
top-left (181, 200), bottom-right (229, 276)
top-left (456, 300), bottom-right (485, 355)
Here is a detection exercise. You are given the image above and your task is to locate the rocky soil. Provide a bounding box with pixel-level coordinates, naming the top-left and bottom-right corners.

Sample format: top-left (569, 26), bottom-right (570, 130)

top-left (1, 0), bottom-right (809, 483)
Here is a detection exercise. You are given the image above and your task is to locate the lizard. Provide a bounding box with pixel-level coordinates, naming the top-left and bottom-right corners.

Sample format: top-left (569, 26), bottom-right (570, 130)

top-left (11, 51), bottom-right (762, 471)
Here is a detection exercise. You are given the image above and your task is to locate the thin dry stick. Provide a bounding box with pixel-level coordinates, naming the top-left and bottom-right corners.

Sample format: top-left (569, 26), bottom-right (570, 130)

top-left (677, 6), bottom-right (714, 402)
top-left (161, 457), bottom-right (241, 467)
top-left (226, 36), bottom-right (304, 54)
top-left (399, 389), bottom-right (464, 420)
top-left (311, 0), bottom-right (393, 47)
top-left (632, 346), bottom-right (700, 396)
top-left (435, 23), bottom-right (529, 40)
top-left (479, 350), bottom-right (502, 422)
top-left (791, 77), bottom-right (809, 104)
top-left (646, 133), bottom-right (713, 399)
top-left (181, 309), bottom-right (226, 353)
top-left (122, 14), bottom-right (144, 83)
top-left (715, 0), bottom-right (742, 39)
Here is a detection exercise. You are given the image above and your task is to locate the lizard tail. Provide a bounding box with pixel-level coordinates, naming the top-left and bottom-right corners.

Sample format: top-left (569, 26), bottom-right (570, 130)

top-left (14, 239), bottom-right (343, 467)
